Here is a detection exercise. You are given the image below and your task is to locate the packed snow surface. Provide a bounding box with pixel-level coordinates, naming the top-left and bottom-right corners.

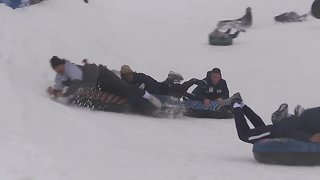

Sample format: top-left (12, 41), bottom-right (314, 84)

top-left (0, 0), bottom-right (319, 179)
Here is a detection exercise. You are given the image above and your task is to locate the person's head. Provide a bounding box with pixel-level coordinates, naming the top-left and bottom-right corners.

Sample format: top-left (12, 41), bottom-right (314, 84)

top-left (50, 56), bottom-right (66, 75)
top-left (210, 68), bottom-right (222, 85)
top-left (120, 65), bottom-right (134, 82)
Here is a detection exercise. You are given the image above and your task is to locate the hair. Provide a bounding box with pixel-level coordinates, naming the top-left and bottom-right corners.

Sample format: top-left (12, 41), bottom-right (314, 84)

top-left (211, 68), bottom-right (221, 75)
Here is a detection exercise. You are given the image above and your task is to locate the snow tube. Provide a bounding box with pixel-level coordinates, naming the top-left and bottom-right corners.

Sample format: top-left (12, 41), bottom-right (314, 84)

top-left (0, 0), bottom-right (43, 9)
top-left (183, 99), bottom-right (234, 119)
top-left (312, 0), bottom-right (320, 19)
top-left (253, 138), bottom-right (320, 166)
top-left (70, 88), bottom-right (184, 117)
top-left (209, 35), bottom-right (233, 46)
top-left (71, 88), bottom-right (129, 113)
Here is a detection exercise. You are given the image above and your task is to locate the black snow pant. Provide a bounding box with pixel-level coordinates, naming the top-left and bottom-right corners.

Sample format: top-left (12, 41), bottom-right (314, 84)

top-left (233, 106), bottom-right (315, 144)
top-left (97, 66), bottom-right (145, 98)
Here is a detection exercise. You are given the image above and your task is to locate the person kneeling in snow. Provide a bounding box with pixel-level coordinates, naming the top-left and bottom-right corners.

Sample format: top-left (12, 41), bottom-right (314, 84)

top-left (223, 93), bottom-right (320, 143)
top-left (191, 68), bottom-right (229, 108)
top-left (47, 56), bottom-right (162, 108)
top-left (120, 65), bottom-right (206, 98)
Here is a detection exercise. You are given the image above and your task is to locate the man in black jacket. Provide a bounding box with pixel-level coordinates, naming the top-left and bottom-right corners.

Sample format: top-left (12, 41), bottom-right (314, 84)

top-left (192, 68), bottom-right (229, 107)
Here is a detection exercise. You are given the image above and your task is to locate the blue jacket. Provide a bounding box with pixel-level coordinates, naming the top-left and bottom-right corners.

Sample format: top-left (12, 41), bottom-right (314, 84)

top-left (131, 73), bottom-right (161, 94)
top-left (192, 71), bottom-right (229, 101)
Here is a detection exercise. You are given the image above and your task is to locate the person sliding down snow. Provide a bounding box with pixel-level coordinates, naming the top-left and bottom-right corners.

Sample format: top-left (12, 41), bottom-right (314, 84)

top-left (47, 56), bottom-right (162, 108)
top-left (217, 7), bottom-right (253, 29)
top-left (221, 93), bottom-right (320, 143)
top-left (274, 11), bottom-right (308, 23)
top-left (120, 65), bottom-right (206, 98)
top-left (191, 68), bottom-right (229, 107)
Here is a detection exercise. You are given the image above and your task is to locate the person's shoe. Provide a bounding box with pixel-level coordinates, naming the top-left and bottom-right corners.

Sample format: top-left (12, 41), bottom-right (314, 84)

top-left (168, 71), bottom-right (184, 83)
top-left (271, 103), bottom-right (288, 124)
top-left (294, 105), bottom-right (305, 117)
top-left (219, 92), bottom-right (243, 107)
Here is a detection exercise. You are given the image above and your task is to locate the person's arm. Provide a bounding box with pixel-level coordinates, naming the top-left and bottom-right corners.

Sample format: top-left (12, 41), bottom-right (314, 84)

top-left (64, 63), bottom-right (83, 97)
top-left (192, 85), bottom-right (207, 102)
top-left (220, 80), bottom-right (230, 99)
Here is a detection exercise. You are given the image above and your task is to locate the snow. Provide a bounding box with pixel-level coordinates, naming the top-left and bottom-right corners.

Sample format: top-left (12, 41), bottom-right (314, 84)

top-left (0, 0), bottom-right (320, 179)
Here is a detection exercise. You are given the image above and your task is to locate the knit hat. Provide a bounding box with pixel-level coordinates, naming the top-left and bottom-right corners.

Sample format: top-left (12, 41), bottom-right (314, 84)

top-left (120, 65), bottom-right (134, 75)
top-left (50, 56), bottom-right (65, 68)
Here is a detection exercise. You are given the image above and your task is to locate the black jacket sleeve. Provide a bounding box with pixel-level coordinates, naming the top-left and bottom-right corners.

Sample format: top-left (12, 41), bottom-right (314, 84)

top-left (220, 80), bottom-right (230, 99)
top-left (192, 86), bottom-right (207, 101)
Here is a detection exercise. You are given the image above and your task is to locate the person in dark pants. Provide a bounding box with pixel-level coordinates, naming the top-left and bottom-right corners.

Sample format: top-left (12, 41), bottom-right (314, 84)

top-left (229, 93), bottom-right (320, 144)
top-left (47, 57), bottom-right (162, 108)
top-left (192, 68), bottom-right (229, 107)
top-left (120, 65), bottom-right (206, 98)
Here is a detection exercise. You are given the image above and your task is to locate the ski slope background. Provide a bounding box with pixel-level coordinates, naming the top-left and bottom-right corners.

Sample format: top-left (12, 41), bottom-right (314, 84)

top-left (0, 0), bottom-right (320, 179)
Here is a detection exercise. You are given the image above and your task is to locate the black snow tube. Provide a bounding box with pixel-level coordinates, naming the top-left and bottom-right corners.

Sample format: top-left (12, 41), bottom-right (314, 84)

top-left (253, 138), bottom-right (320, 166)
top-left (209, 35), bottom-right (233, 46)
top-left (70, 89), bottom-right (185, 117)
top-left (183, 99), bottom-right (234, 119)
top-left (312, 0), bottom-right (320, 19)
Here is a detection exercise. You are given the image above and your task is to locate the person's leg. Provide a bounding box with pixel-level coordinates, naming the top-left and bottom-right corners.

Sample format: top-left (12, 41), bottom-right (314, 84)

top-left (98, 68), bottom-right (145, 97)
top-left (233, 105), bottom-right (273, 144)
top-left (242, 105), bottom-right (266, 127)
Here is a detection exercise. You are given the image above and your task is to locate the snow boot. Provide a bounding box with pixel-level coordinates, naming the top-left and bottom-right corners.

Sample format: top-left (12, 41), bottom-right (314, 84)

top-left (271, 103), bottom-right (289, 124)
top-left (294, 105), bottom-right (305, 117)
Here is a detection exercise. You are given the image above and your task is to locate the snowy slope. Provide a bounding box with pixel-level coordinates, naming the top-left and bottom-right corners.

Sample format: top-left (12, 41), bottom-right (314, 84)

top-left (0, 0), bottom-right (320, 179)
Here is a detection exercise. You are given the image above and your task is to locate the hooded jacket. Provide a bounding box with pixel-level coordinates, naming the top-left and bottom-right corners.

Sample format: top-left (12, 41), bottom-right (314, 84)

top-left (192, 71), bottom-right (229, 101)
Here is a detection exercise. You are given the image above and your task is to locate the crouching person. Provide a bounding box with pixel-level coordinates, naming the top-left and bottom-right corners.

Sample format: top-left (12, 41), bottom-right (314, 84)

top-left (47, 56), bottom-right (162, 108)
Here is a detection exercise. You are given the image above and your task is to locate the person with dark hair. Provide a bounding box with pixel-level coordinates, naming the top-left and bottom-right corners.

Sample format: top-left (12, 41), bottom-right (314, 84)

top-left (120, 65), bottom-right (206, 98)
top-left (47, 56), bottom-right (162, 108)
top-left (223, 93), bottom-right (320, 143)
top-left (191, 68), bottom-right (229, 107)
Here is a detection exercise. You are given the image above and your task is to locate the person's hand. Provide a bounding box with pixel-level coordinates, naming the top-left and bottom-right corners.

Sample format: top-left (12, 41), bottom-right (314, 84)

top-left (55, 92), bottom-right (64, 98)
top-left (47, 86), bottom-right (54, 95)
top-left (216, 98), bottom-right (224, 104)
top-left (203, 99), bottom-right (211, 108)
top-left (310, 133), bottom-right (320, 143)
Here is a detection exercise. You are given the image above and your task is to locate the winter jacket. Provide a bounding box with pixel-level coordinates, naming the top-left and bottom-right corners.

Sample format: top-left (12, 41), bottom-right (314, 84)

top-left (53, 61), bottom-right (99, 97)
top-left (192, 71), bottom-right (229, 101)
top-left (130, 73), bottom-right (161, 94)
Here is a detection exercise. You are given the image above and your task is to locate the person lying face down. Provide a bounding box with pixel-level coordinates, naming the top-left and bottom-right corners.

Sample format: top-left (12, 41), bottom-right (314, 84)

top-left (191, 68), bottom-right (230, 107)
top-left (120, 65), bottom-right (207, 98)
top-left (224, 93), bottom-right (320, 143)
top-left (47, 56), bottom-right (162, 108)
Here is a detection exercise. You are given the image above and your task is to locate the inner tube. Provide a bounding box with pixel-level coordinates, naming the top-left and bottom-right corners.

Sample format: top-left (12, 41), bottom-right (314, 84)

top-left (253, 138), bottom-right (320, 166)
top-left (183, 99), bottom-right (234, 119)
top-left (312, 0), bottom-right (320, 19)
